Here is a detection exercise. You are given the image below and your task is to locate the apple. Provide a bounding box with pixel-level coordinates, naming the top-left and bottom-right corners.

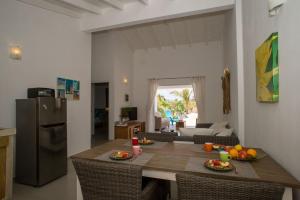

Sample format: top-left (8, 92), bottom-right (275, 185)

top-left (213, 160), bottom-right (221, 166)
top-left (238, 151), bottom-right (247, 159)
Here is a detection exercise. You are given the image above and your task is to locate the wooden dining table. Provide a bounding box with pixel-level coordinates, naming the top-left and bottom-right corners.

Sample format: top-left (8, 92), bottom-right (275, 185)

top-left (72, 139), bottom-right (300, 200)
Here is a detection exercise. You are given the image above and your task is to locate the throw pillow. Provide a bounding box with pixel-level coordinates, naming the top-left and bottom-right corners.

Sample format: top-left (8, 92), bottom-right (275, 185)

top-left (209, 121), bottom-right (229, 129)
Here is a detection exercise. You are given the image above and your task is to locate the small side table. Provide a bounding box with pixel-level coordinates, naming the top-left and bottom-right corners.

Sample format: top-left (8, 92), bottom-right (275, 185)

top-left (176, 121), bottom-right (185, 130)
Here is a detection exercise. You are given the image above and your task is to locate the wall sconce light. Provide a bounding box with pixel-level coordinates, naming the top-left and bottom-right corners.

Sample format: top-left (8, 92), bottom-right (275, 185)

top-left (123, 77), bottom-right (128, 84)
top-left (10, 46), bottom-right (22, 60)
top-left (268, 0), bottom-right (287, 16)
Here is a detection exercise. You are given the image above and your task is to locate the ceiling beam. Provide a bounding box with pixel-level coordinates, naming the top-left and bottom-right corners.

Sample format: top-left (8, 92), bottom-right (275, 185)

top-left (117, 31), bottom-right (134, 52)
top-left (59, 0), bottom-right (102, 14)
top-left (17, 0), bottom-right (82, 18)
top-left (183, 21), bottom-right (192, 47)
top-left (166, 23), bottom-right (176, 49)
top-left (204, 19), bottom-right (209, 45)
top-left (150, 26), bottom-right (162, 50)
top-left (135, 28), bottom-right (148, 51)
top-left (101, 0), bottom-right (123, 10)
top-left (138, 0), bottom-right (149, 5)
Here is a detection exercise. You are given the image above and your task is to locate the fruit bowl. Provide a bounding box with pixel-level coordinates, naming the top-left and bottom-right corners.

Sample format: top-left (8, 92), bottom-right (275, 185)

top-left (229, 145), bottom-right (257, 162)
top-left (204, 159), bottom-right (234, 172)
top-left (109, 151), bottom-right (133, 160)
top-left (234, 156), bottom-right (257, 162)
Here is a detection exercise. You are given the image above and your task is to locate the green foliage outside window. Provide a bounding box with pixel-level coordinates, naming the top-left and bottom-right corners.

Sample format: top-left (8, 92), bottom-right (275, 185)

top-left (157, 89), bottom-right (197, 118)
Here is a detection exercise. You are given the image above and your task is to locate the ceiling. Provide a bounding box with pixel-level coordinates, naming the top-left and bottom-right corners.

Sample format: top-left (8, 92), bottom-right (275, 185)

top-left (17, 0), bottom-right (227, 50)
top-left (17, 0), bottom-right (233, 32)
top-left (17, 0), bottom-right (151, 18)
top-left (109, 13), bottom-right (225, 51)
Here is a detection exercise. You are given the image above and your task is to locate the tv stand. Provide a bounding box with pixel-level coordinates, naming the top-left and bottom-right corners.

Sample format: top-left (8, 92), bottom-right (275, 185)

top-left (115, 121), bottom-right (145, 139)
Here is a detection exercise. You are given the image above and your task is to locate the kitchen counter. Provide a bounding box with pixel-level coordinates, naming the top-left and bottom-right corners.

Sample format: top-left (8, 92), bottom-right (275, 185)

top-left (0, 128), bottom-right (16, 137)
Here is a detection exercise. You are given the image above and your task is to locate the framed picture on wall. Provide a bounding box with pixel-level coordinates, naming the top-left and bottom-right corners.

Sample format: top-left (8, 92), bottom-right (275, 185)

top-left (57, 77), bottom-right (80, 100)
top-left (255, 32), bottom-right (279, 103)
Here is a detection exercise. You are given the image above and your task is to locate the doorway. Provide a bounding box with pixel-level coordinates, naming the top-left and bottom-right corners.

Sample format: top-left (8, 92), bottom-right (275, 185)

top-left (91, 82), bottom-right (109, 147)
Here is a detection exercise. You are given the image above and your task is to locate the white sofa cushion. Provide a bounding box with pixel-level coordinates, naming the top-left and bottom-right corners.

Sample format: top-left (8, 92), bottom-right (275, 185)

top-left (216, 128), bottom-right (234, 137)
top-left (209, 121), bottom-right (229, 129)
top-left (179, 128), bottom-right (214, 137)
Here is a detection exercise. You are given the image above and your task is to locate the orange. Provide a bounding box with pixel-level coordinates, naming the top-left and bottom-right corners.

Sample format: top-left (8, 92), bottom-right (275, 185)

top-left (247, 149), bottom-right (257, 158)
top-left (234, 144), bottom-right (243, 151)
top-left (229, 149), bottom-right (239, 158)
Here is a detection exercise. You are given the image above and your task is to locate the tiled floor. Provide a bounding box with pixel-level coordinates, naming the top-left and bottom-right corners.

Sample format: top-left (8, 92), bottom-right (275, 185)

top-left (13, 160), bottom-right (77, 200)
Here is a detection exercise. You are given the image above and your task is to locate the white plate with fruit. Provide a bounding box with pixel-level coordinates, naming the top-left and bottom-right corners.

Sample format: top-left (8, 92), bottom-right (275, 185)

top-left (139, 138), bottom-right (154, 145)
top-left (109, 151), bottom-right (133, 160)
top-left (204, 159), bottom-right (234, 172)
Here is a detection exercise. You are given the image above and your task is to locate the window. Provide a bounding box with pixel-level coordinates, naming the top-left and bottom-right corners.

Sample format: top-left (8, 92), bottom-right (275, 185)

top-left (155, 85), bottom-right (198, 127)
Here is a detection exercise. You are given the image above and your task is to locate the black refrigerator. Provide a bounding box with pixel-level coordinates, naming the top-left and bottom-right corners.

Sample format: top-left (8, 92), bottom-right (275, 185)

top-left (16, 97), bottom-right (67, 186)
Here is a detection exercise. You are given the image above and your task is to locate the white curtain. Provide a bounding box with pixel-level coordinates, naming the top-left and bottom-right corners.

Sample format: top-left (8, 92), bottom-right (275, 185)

top-left (146, 79), bottom-right (159, 132)
top-left (192, 77), bottom-right (206, 123)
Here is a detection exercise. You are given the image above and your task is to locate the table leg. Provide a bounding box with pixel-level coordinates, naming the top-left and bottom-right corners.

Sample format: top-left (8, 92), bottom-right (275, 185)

top-left (142, 170), bottom-right (176, 181)
top-left (77, 177), bottom-right (83, 200)
top-left (283, 187), bottom-right (292, 200)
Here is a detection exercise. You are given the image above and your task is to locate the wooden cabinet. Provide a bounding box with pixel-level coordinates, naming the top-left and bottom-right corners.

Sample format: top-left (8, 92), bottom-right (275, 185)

top-left (0, 136), bottom-right (8, 200)
top-left (0, 128), bottom-right (15, 200)
top-left (115, 121), bottom-right (145, 139)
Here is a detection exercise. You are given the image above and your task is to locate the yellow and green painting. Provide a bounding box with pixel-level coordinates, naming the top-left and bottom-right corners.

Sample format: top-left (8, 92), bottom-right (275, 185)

top-left (255, 32), bottom-right (279, 102)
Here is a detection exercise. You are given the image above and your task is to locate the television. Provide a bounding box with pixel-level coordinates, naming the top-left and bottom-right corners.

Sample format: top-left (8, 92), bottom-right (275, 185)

top-left (121, 107), bottom-right (137, 121)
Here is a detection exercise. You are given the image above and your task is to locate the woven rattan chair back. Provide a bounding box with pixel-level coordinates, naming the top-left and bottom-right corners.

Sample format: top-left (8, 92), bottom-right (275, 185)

top-left (193, 134), bottom-right (239, 146)
top-left (176, 173), bottom-right (284, 200)
top-left (73, 158), bottom-right (142, 200)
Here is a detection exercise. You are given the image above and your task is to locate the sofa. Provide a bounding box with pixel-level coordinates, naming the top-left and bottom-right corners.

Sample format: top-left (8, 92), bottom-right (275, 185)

top-left (139, 123), bottom-right (240, 146)
top-left (192, 122), bottom-right (239, 145)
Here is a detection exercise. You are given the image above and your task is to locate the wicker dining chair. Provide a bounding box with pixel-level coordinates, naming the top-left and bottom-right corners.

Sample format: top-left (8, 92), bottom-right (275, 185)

top-left (72, 158), bottom-right (163, 200)
top-left (137, 132), bottom-right (175, 142)
top-left (176, 173), bottom-right (284, 200)
top-left (193, 134), bottom-right (240, 146)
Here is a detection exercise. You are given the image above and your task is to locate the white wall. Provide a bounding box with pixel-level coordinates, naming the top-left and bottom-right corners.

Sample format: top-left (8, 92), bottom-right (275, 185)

top-left (92, 32), bottom-right (115, 139)
top-left (223, 9), bottom-right (240, 137)
top-left (242, 0), bottom-right (300, 196)
top-left (92, 31), bottom-right (133, 139)
top-left (132, 42), bottom-right (224, 123)
top-left (111, 33), bottom-right (133, 122)
top-left (0, 0), bottom-right (91, 156)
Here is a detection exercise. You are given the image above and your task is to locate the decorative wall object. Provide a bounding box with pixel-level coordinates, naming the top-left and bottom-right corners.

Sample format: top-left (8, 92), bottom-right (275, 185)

top-left (268, 0), bottom-right (287, 16)
top-left (255, 32), bottom-right (279, 102)
top-left (57, 77), bottom-right (80, 100)
top-left (222, 68), bottom-right (231, 114)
